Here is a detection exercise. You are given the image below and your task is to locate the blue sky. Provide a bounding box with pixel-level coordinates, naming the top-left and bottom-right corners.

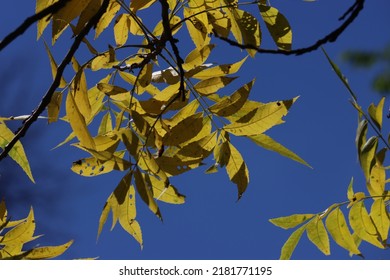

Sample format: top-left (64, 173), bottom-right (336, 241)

top-left (0, 0), bottom-right (389, 260)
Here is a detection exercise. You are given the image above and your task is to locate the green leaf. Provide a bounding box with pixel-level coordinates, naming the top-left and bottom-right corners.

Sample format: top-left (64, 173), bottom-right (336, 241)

top-left (349, 201), bottom-right (384, 248)
top-left (280, 224), bottom-right (306, 260)
top-left (368, 97), bottom-right (385, 131)
top-left (249, 134), bottom-right (311, 168)
top-left (325, 207), bottom-right (361, 255)
top-left (258, 4), bottom-right (292, 51)
top-left (269, 214), bottom-right (315, 229)
top-left (306, 217), bottom-right (330, 255)
top-left (0, 122), bottom-right (35, 183)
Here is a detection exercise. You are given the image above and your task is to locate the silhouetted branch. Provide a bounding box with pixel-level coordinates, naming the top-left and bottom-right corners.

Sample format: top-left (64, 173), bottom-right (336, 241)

top-left (0, 0), bottom-right (110, 161)
top-left (214, 0), bottom-right (365, 56)
top-left (0, 0), bottom-right (71, 51)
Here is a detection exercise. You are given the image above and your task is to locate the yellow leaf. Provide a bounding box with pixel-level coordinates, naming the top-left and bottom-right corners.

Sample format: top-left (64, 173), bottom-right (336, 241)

top-left (155, 154), bottom-right (204, 177)
top-left (258, 4), bottom-right (292, 51)
top-left (280, 224), bottom-right (306, 260)
top-left (349, 201), bottom-right (384, 248)
top-left (22, 240), bottom-right (73, 260)
top-left (71, 151), bottom-right (131, 177)
top-left (52, 0), bottom-right (93, 43)
top-left (370, 198), bottom-right (389, 242)
top-left (208, 9), bottom-right (231, 38)
top-left (368, 97), bottom-right (385, 131)
top-left (224, 97), bottom-right (297, 136)
top-left (73, 0), bottom-right (102, 36)
top-left (152, 16), bottom-right (182, 36)
top-left (269, 214), bottom-right (315, 229)
top-left (192, 56), bottom-right (247, 79)
top-left (90, 47), bottom-right (117, 71)
top-left (367, 149), bottom-right (386, 196)
top-left (138, 149), bottom-right (169, 186)
top-left (224, 7), bottom-right (261, 57)
top-left (71, 58), bottom-right (91, 120)
top-left (65, 92), bottom-right (96, 150)
top-left (36, 0), bottom-right (56, 39)
top-left (1, 207), bottom-right (36, 247)
top-left (249, 134), bottom-right (311, 167)
top-left (119, 128), bottom-right (142, 158)
top-left (130, 0), bottom-right (156, 11)
top-left (178, 131), bottom-right (217, 159)
top-left (194, 76), bottom-right (237, 96)
top-left (97, 83), bottom-right (128, 96)
top-left (134, 168), bottom-right (162, 220)
top-left (138, 63), bottom-right (153, 88)
top-left (359, 136), bottom-right (378, 181)
top-left (183, 7), bottom-right (211, 49)
top-left (347, 177), bottom-right (354, 202)
top-left (145, 174), bottom-right (185, 204)
top-left (306, 217), bottom-right (330, 255)
top-left (95, 1), bottom-right (121, 39)
top-left (0, 122), bottom-right (35, 183)
top-left (98, 112), bottom-right (113, 135)
top-left (209, 79), bottom-right (254, 117)
top-left (43, 41), bottom-right (67, 88)
top-left (47, 91), bottom-right (62, 123)
top-left (225, 142), bottom-right (249, 199)
top-left (183, 44), bottom-right (215, 71)
top-left (114, 14), bottom-right (130, 46)
top-left (162, 112), bottom-right (204, 146)
top-left (119, 71), bottom-right (161, 95)
top-left (325, 208), bottom-right (361, 255)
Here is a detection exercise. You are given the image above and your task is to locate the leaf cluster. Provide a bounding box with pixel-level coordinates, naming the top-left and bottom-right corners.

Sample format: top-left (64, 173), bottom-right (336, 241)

top-left (271, 52), bottom-right (390, 259)
top-left (0, 200), bottom-right (72, 259)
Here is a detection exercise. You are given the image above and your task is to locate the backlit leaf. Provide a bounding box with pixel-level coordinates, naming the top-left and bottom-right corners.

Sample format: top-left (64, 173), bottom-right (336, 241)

top-left (130, 0), bottom-right (156, 11)
top-left (97, 83), bottom-right (128, 96)
top-left (249, 134), bottom-right (311, 167)
top-left (152, 16), bottom-right (182, 36)
top-left (269, 214), bottom-right (315, 229)
top-left (349, 201), bottom-right (384, 248)
top-left (194, 76), bottom-right (237, 95)
top-left (119, 71), bottom-right (161, 95)
top-left (280, 224), bottom-right (306, 260)
top-left (95, 0), bottom-right (121, 38)
top-left (226, 142), bottom-right (249, 199)
top-left (368, 97), bottom-right (385, 131)
top-left (306, 217), bottom-right (330, 255)
top-left (325, 207), bottom-right (361, 255)
top-left (183, 44), bottom-right (215, 71)
top-left (359, 136), bottom-right (378, 181)
top-left (145, 174), bottom-right (185, 204)
top-left (183, 7), bottom-right (210, 49)
top-left (224, 7), bottom-right (261, 57)
top-left (1, 207), bottom-right (36, 246)
top-left (114, 14), bottom-right (130, 46)
top-left (347, 177), bottom-right (354, 202)
top-left (98, 112), bottom-right (113, 135)
top-left (47, 91), bottom-right (62, 123)
top-left (134, 168), bottom-right (162, 220)
top-left (224, 97), bottom-right (297, 136)
top-left (0, 122), bottom-right (35, 183)
top-left (367, 149), bottom-right (386, 196)
top-left (43, 41), bottom-right (67, 88)
top-left (52, 0), bottom-right (92, 43)
top-left (65, 92), bottom-right (96, 150)
top-left (22, 240), bottom-right (73, 260)
top-left (259, 4), bottom-right (292, 51)
top-left (370, 198), bottom-right (389, 242)
top-left (36, 0), bottom-right (56, 39)
top-left (192, 56), bottom-right (247, 79)
top-left (209, 79), bottom-right (254, 117)
top-left (73, 0), bottom-right (102, 36)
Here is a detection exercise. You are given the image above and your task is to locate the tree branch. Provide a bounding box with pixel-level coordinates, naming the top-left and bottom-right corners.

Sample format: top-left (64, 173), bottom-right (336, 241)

top-left (159, 0), bottom-right (186, 101)
top-left (0, 0), bottom-right (71, 51)
top-left (0, 0), bottom-right (110, 161)
top-left (214, 0), bottom-right (365, 56)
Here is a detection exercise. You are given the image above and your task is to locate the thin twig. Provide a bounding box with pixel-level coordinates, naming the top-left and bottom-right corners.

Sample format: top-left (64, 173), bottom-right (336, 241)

top-left (0, 0), bottom-right (71, 51)
top-left (214, 0), bottom-right (365, 56)
top-left (0, 0), bottom-right (110, 161)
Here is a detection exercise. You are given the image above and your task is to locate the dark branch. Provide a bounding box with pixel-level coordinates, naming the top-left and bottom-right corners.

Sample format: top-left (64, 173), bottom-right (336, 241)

top-left (0, 0), bottom-right (110, 161)
top-left (214, 0), bottom-right (365, 56)
top-left (159, 0), bottom-right (186, 101)
top-left (0, 0), bottom-right (71, 51)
